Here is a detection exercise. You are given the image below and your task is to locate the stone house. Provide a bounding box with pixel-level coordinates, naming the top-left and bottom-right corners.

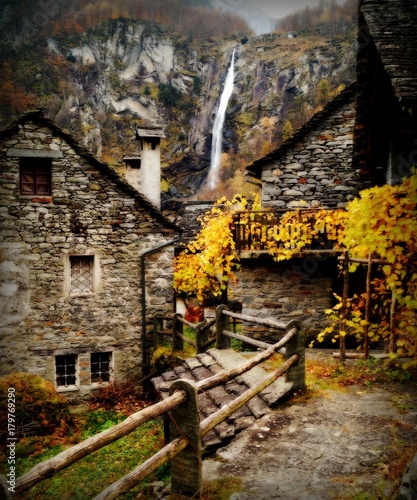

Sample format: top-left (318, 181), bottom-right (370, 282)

top-left (232, 0), bottom-right (417, 343)
top-left (246, 83), bottom-right (363, 210)
top-left (0, 110), bottom-right (181, 401)
top-left (354, 0), bottom-right (417, 185)
top-left (231, 85), bottom-right (361, 342)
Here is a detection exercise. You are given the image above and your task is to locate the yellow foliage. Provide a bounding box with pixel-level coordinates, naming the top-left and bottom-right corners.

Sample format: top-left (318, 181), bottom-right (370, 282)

top-left (282, 120), bottom-right (294, 141)
top-left (260, 116), bottom-right (276, 130)
top-left (316, 170), bottom-right (417, 359)
top-left (174, 194), bottom-right (247, 301)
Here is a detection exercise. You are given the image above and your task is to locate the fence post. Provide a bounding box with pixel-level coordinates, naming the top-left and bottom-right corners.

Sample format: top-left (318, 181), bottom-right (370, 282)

top-left (0, 475), bottom-right (12, 499)
top-left (195, 320), bottom-right (207, 354)
top-left (169, 379), bottom-right (202, 498)
top-left (284, 320), bottom-right (305, 391)
top-left (215, 305), bottom-right (231, 350)
top-left (172, 313), bottom-right (184, 352)
top-left (153, 317), bottom-right (163, 348)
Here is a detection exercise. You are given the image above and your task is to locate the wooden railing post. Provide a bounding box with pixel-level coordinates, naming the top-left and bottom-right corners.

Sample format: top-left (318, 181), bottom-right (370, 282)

top-left (153, 317), bottom-right (163, 348)
top-left (169, 379), bottom-right (202, 498)
top-left (195, 320), bottom-right (208, 354)
top-left (172, 313), bottom-right (184, 352)
top-left (0, 475), bottom-right (13, 499)
top-left (284, 320), bottom-right (305, 391)
top-left (216, 305), bottom-right (231, 349)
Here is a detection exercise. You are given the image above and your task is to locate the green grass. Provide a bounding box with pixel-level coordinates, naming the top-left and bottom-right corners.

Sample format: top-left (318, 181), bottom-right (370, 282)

top-left (12, 411), bottom-right (166, 500)
top-left (7, 351), bottom-right (416, 500)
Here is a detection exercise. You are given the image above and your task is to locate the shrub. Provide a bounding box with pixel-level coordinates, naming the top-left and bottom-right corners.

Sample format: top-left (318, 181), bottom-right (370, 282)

top-left (151, 346), bottom-right (177, 375)
top-left (0, 373), bottom-right (73, 443)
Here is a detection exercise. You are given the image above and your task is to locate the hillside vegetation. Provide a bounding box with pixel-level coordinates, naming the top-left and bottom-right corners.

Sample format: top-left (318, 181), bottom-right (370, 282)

top-left (0, 0), bottom-right (356, 201)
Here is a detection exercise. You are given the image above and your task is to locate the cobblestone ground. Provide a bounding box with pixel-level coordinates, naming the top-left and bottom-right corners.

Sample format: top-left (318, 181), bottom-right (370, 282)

top-left (202, 383), bottom-right (417, 499)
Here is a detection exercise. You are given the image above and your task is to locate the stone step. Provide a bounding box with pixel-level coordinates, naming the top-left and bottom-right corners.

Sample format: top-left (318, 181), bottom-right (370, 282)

top-left (209, 350), bottom-right (294, 406)
top-left (151, 348), bottom-right (293, 449)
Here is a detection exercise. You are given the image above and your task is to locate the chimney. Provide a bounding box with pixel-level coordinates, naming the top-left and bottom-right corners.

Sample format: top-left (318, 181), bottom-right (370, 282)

top-left (123, 125), bottom-right (165, 209)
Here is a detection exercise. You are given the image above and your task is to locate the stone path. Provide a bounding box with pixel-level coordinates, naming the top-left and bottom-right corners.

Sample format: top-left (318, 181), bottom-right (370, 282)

top-left (202, 383), bottom-right (417, 499)
top-left (152, 349), bottom-right (417, 499)
top-left (151, 349), bottom-right (293, 449)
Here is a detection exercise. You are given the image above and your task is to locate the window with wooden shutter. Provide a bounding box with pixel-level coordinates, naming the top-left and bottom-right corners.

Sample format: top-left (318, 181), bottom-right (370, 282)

top-left (20, 158), bottom-right (52, 195)
top-left (70, 256), bottom-right (94, 293)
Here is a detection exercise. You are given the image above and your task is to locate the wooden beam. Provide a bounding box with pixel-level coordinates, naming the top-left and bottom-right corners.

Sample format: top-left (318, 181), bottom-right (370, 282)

top-left (94, 435), bottom-right (189, 500)
top-left (338, 255), bottom-right (388, 265)
top-left (200, 354), bottom-right (298, 436)
top-left (197, 328), bottom-right (298, 392)
top-left (222, 309), bottom-right (287, 331)
top-left (15, 391), bottom-right (187, 495)
top-left (363, 252), bottom-right (373, 359)
top-left (222, 329), bottom-right (286, 355)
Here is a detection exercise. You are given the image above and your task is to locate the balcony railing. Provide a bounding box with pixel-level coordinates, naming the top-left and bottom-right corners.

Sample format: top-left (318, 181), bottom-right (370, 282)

top-left (232, 209), bottom-right (338, 255)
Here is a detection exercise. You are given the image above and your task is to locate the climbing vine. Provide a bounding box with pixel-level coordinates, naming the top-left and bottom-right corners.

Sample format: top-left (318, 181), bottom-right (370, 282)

top-left (174, 194), bottom-right (249, 301)
top-left (174, 171), bottom-right (417, 359)
top-left (316, 171), bottom-right (417, 359)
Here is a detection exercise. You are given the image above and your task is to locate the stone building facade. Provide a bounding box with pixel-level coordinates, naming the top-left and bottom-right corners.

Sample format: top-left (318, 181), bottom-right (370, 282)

top-left (232, 86), bottom-right (363, 340)
top-left (247, 84), bottom-right (366, 210)
top-left (355, 0), bottom-right (417, 186)
top-left (234, 0), bottom-right (417, 342)
top-left (0, 111), bottom-right (181, 401)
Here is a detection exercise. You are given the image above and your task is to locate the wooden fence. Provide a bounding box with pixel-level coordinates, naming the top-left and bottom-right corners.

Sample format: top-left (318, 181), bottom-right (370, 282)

top-left (232, 209), bottom-right (334, 253)
top-left (153, 311), bottom-right (217, 354)
top-left (8, 305), bottom-right (304, 500)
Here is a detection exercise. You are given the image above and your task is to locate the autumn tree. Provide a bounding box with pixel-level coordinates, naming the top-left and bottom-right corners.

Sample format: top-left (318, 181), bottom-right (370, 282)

top-left (174, 195), bottom-right (248, 302)
top-left (316, 79), bottom-right (331, 108)
top-left (0, 62), bottom-right (38, 116)
top-left (282, 120), bottom-right (294, 141)
top-left (318, 171), bottom-right (417, 360)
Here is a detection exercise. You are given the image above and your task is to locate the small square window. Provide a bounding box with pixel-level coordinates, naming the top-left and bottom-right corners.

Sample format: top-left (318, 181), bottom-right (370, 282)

top-left (56, 354), bottom-right (78, 388)
top-left (91, 352), bottom-right (111, 383)
top-left (20, 158), bottom-right (52, 195)
top-left (70, 256), bottom-right (94, 293)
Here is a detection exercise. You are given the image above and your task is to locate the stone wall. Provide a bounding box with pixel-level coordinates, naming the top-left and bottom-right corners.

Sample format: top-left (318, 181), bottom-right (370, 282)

top-left (0, 115), bottom-right (178, 401)
top-left (261, 90), bottom-right (364, 209)
top-left (231, 256), bottom-right (339, 344)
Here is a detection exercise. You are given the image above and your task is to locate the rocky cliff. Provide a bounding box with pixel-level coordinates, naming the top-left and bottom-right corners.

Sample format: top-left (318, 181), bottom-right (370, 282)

top-left (0, 18), bottom-right (356, 202)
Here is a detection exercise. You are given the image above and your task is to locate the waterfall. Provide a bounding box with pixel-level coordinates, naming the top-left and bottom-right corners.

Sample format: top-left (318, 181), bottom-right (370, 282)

top-left (207, 49), bottom-right (236, 190)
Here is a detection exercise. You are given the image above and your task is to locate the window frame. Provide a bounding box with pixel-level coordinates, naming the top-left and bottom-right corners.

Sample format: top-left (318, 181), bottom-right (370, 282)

top-left (64, 251), bottom-right (100, 297)
top-left (19, 157), bottom-right (52, 196)
top-left (70, 255), bottom-right (95, 294)
top-left (90, 352), bottom-right (113, 385)
top-left (55, 354), bottom-right (79, 392)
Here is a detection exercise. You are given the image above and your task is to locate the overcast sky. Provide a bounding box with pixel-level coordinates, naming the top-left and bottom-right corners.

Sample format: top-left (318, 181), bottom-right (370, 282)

top-left (214, 0), bottom-right (344, 34)
top-left (250, 0), bottom-right (318, 19)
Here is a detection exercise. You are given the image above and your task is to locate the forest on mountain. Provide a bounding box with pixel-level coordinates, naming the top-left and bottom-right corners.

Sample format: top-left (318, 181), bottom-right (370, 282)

top-left (0, 0), bottom-right (357, 200)
top-left (276, 0), bottom-right (358, 34)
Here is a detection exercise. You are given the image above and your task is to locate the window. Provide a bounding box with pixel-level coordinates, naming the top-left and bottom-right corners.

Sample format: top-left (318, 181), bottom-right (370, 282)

top-left (55, 354), bottom-right (77, 388)
top-left (20, 158), bottom-right (52, 195)
top-left (70, 256), bottom-right (94, 293)
top-left (91, 352), bottom-right (111, 383)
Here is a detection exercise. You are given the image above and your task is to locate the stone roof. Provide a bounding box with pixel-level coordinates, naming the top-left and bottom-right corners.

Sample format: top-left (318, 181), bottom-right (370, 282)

top-left (0, 110), bottom-right (181, 234)
top-left (246, 83), bottom-right (356, 178)
top-left (361, 0), bottom-right (417, 100)
top-left (136, 126), bottom-right (165, 139)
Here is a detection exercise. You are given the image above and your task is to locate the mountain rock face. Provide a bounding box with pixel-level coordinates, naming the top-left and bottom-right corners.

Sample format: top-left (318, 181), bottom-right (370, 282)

top-left (3, 18), bottom-right (356, 201)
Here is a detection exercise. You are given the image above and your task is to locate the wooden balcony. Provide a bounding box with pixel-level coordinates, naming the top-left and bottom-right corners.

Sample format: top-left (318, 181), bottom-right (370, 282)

top-left (232, 209), bottom-right (339, 258)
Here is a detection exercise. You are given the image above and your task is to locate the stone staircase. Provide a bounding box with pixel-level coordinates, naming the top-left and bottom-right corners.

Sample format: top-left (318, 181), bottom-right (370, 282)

top-left (151, 349), bottom-right (293, 450)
